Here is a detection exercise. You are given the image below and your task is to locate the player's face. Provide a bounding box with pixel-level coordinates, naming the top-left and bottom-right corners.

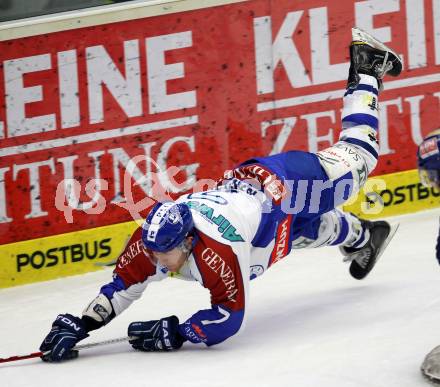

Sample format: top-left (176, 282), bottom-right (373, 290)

top-left (153, 249), bottom-right (186, 272)
top-left (152, 237), bottom-right (192, 272)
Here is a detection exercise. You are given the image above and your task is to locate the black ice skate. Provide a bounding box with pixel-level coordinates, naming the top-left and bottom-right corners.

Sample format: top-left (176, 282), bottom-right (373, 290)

top-left (347, 27), bottom-right (403, 90)
top-left (340, 220), bottom-right (399, 280)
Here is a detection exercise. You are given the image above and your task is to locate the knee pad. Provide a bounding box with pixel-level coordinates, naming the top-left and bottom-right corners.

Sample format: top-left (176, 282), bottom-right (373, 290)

top-left (292, 210), bottom-right (363, 249)
top-left (317, 135), bottom-right (377, 195)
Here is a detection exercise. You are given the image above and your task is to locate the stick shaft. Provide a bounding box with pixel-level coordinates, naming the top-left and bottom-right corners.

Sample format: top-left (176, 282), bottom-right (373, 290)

top-left (0, 352), bottom-right (43, 363)
top-left (74, 336), bottom-right (131, 351)
top-left (0, 336), bottom-right (132, 363)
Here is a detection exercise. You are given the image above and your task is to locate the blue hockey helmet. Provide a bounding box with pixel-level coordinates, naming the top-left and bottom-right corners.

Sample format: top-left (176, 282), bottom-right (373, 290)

top-left (141, 202), bottom-right (194, 252)
top-left (417, 129), bottom-right (440, 188)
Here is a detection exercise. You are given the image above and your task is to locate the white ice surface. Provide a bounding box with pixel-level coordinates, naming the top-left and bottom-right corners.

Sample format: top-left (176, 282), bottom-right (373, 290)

top-left (1, 209), bottom-right (440, 387)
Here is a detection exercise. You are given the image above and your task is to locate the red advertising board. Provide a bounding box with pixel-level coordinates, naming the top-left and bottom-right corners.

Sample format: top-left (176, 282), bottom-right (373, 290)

top-left (1, 0), bottom-right (440, 246)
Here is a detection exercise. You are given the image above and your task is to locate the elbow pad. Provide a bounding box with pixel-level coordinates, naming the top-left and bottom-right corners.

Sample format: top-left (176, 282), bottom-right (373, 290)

top-left (82, 293), bottom-right (115, 331)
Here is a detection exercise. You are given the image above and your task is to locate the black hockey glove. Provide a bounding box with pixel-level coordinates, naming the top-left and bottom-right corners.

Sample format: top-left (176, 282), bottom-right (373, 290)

top-left (128, 315), bottom-right (185, 351)
top-left (39, 314), bottom-right (89, 362)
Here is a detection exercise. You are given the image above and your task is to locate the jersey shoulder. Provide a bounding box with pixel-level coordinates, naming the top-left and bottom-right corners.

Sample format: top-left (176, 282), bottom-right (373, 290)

top-left (114, 227), bottom-right (158, 286)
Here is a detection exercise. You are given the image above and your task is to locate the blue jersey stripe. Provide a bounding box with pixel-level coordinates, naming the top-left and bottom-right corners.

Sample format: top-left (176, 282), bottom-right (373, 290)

top-left (342, 113), bottom-right (378, 130)
top-left (341, 137), bottom-right (379, 159)
top-left (331, 214), bottom-right (350, 246)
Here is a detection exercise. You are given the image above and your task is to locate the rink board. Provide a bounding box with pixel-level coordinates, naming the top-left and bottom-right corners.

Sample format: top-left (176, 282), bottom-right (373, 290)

top-left (342, 169), bottom-right (440, 219)
top-left (1, 0), bottom-right (440, 288)
top-left (0, 221), bottom-right (138, 288)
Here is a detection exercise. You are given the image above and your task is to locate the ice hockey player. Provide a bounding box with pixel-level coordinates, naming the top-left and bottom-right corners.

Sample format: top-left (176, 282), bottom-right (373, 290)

top-left (39, 28), bottom-right (402, 361)
top-left (417, 129), bottom-right (440, 262)
top-left (417, 129), bottom-right (440, 382)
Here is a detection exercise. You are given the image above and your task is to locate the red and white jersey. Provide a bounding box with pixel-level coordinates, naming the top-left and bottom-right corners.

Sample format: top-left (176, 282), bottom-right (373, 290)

top-left (95, 187), bottom-right (290, 346)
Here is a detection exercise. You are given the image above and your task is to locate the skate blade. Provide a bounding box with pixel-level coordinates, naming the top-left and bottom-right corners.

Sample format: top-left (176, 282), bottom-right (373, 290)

top-left (348, 222), bottom-right (400, 280)
top-left (374, 222), bottom-right (399, 265)
top-left (351, 27), bottom-right (402, 65)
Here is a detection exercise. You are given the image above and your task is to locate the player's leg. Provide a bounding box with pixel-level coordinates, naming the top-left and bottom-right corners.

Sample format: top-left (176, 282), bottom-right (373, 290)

top-left (292, 209), bottom-right (398, 280)
top-left (254, 28), bottom-right (403, 212)
top-left (292, 28), bottom-right (402, 279)
top-left (316, 27), bottom-right (402, 205)
top-left (291, 209), bottom-right (367, 250)
top-left (230, 29), bottom-right (401, 278)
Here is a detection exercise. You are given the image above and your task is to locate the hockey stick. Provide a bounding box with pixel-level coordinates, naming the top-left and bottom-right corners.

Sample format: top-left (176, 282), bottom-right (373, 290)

top-left (0, 336), bottom-right (133, 364)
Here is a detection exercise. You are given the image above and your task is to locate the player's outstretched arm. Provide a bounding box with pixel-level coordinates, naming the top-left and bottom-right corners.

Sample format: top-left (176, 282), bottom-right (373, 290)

top-left (125, 304), bottom-right (245, 352)
top-left (39, 227), bottom-right (159, 361)
top-left (38, 283), bottom-right (119, 362)
top-left (125, 233), bottom-right (250, 350)
top-left (179, 305), bottom-right (245, 346)
top-left (176, 238), bottom-right (249, 347)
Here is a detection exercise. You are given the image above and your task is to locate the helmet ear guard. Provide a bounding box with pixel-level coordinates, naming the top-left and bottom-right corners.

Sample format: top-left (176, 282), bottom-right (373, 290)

top-left (141, 202), bottom-right (194, 252)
